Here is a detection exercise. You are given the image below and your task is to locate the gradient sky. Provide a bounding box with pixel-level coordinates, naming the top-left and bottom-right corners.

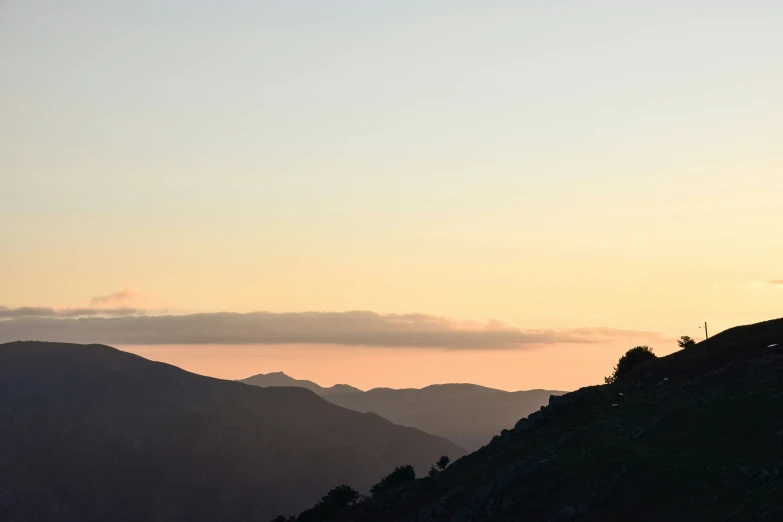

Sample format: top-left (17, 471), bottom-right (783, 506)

top-left (2, 1), bottom-right (782, 390)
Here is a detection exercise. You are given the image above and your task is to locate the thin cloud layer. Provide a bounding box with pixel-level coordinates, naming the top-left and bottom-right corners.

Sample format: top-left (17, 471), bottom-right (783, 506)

top-left (0, 310), bottom-right (667, 349)
top-left (770, 280), bottom-right (783, 286)
top-left (0, 306), bottom-right (143, 318)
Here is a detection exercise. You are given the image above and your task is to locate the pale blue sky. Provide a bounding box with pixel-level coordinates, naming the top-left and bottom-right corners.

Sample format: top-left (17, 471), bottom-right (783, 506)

top-left (2, 1), bottom-right (782, 338)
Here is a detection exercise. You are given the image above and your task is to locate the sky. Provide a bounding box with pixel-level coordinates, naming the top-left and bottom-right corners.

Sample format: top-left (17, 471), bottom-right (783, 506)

top-left (1, 1), bottom-right (782, 390)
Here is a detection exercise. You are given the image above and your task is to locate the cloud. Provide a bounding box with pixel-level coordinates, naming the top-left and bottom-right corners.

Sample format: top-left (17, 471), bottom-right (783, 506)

top-left (0, 309), bottom-right (667, 349)
top-left (89, 288), bottom-right (152, 307)
top-left (769, 280), bottom-right (783, 286)
top-left (0, 306), bottom-right (143, 319)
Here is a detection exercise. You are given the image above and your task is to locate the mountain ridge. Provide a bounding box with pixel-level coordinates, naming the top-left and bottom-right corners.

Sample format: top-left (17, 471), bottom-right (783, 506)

top-left (242, 371), bottom-right (554, 395)
top-left (241, 371), bottom-right (363, 396)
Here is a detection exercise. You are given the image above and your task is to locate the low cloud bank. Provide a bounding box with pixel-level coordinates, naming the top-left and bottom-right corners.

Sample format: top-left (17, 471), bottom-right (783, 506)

top-left (0, 309), bottom-right (666, 349)
top-left (0, 306), bottom-right (143, 318)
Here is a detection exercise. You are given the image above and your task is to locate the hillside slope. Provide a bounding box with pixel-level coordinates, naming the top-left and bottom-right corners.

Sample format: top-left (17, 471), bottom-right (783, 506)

top-left (0, 342), bottom-right (462, 522)
top-left (242, 375), bottom-right (563, 451)
top-left (332, 318), bottom-right (783, 522)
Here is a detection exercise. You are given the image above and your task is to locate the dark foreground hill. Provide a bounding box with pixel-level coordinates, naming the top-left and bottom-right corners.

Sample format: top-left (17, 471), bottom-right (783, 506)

top-left (329, 318), bottom-right (783, 522)
top-left (242, 374), bottom-right (563, 451)
top-left (0, 342), bottom-right (462, 522)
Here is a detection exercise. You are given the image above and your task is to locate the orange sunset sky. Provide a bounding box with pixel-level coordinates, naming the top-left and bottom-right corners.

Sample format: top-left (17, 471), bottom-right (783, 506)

top-left (2, 2), bottom-right (782, 391)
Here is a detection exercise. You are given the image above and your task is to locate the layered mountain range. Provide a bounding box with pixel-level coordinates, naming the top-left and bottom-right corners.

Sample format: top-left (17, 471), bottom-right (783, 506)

top-left (241, 373), bottom-right (563, 451)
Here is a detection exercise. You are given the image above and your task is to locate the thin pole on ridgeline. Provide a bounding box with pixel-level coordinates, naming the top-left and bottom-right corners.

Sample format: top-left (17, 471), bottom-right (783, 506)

top-left (704, 322), bottom-right (709, 341)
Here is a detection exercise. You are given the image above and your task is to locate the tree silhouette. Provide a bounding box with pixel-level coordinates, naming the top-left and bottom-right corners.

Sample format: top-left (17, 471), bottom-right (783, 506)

top-left (677, 335), bottom-right (696, 349)
top-left (428, 455), bottom-right (451, 477)
top-left (604, 345), bottom-right (657, 384)
top-left (370, 465), bottom-right (416, 496)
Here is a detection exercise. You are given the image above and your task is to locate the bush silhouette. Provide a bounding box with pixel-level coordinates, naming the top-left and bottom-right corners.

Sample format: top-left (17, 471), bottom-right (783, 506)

top-left (677, 335), bottom-right (696, 349)
top-left (370, 465), bottom-right (416, 496)
top-left (604, 345), bottom-right (656, 384)
top-left (295, 485), bottom-right (359, 522)
top-left (436, 455), bottom-right (450, 470)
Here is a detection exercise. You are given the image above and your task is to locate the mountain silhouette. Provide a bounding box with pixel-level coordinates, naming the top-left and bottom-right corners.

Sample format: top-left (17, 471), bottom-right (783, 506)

top-left (242, 374), bottom-right (563, 450)
top-left (0, 342), bottom-right (462, 522)
top-left (242, 371), bottom-right (363, 396)
top-left (324, 318), bottom-right (783, 521)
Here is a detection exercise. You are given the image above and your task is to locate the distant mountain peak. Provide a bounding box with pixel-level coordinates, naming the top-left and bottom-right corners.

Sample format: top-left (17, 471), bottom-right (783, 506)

top-left (322, 383), bottom-right (364, 396)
